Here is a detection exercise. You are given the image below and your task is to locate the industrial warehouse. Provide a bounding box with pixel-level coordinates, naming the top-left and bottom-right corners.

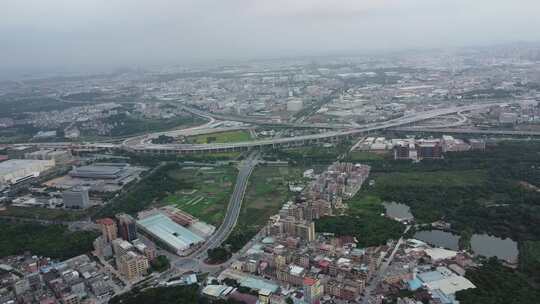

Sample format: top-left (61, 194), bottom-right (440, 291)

top-left (136, 209), bottom-right (212, 256)
top-left (0, 159), bottom-right (55, 186)
top-left (69, 163), bottom-right (129, 179)
top-left (44, 162), bottom-right (146, 192)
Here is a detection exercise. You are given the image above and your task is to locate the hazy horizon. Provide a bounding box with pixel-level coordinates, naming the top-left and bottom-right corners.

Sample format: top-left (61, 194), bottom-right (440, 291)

top-left (1, 0), bottom-right (540, 74)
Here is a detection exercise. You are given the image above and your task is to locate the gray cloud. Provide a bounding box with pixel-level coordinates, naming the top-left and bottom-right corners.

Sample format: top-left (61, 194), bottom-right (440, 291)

top-left (0, 0), bottom-right (539, 72)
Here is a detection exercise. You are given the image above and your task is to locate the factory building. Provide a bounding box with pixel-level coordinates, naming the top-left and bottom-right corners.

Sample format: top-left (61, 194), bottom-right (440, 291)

top-left (62, 187), bottom-right (90, 209)
top-left (136, 213), bottom-right (204, 256)
top-left (417, 142), bottom-right (443, 159)
top-left (0, 159), bottom-right (55, 185)
top-left (468, 139), bottom-right (486, 151)
top-left (25, 149), bottom-right (72, 164)
top-left (69, 163), bottom-right (127, 179)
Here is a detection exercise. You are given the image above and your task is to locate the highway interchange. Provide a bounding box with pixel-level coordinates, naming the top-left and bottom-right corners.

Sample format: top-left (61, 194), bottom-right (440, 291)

top-left (14, 101), bottom-right (536, 267)
top-left (11, 99), bottom-right (540, 297)
top-left (19, 100), bottom-right (539, 154)
top-left (117, 100), bottom-right (539, 292)
top-left (126, 101), bottom-right (520, 152)
top-left (13, 101), bottom-right (539, 267)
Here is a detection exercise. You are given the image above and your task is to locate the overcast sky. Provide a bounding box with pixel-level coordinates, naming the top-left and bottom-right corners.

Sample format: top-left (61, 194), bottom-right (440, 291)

top-left (1, 0), bottom-right (539, 72)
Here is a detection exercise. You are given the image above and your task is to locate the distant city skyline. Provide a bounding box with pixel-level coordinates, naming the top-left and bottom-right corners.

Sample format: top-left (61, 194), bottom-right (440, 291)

top-left (1, 0), bottom-right (539, 73)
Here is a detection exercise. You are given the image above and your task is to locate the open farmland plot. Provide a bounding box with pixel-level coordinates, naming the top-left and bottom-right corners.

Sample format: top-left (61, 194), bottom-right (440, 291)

top-left (223, 165), bottom-right (320, 252)
top-left (164, 166), bottom-right (237, 225)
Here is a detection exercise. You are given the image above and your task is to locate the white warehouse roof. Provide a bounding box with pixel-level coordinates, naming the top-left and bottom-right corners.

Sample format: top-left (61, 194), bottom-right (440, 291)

top-left (137, 213), bottom-right (204, 253)
top-left (0, 159), bottom-right (55, 184)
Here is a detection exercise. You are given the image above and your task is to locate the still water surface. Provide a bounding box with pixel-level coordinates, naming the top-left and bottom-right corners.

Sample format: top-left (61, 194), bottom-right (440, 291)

top-left (414, 230), bottom-right (460, 250)
top-left (383, 202), bottom-right (413, 221)
top-left (413, 230), bottom-right (518, 261)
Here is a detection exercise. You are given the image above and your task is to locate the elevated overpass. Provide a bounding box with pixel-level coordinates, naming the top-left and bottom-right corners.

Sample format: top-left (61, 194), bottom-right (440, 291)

top-left (390, 127), bottom-right (540, 137)
top-left (126, 101), bottom-right (517, 154)
top-left (14, 101), bottom-right (522, 154)
top-left (181, 105), bottom-right (354, 129)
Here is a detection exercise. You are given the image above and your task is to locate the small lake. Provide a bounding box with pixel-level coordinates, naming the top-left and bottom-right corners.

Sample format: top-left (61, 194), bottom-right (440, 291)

top-left (471, 234), bottom-right (518, 262)
top-left (413, 230), bottom-right (519, 262)
top-left (383, 202), bottom-right (414, 221)
top-left (413, 230), bottom-right (460, 250)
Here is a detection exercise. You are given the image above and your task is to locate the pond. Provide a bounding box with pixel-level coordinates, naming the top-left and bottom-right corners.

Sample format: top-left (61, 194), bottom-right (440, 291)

top-left (383, 202), bottom-right (414, 221)
top-left (413, 230), bottom-right (519, 262)
top-left (471, 234), bottom-right (518, 262)
top-left (413, 230), bottom-right (460, 250)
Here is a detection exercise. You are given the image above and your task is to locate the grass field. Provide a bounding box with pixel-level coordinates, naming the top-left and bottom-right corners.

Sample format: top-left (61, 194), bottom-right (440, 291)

top-left (223, 165), bottom-right (315, 251)
top-left (240, 166), bottom-right (305, 225)
top-left (164, 166), bottom-right (237, 225)
top-left (347, 194), bottom-right (385, 215)
top-left (188, 130), bottom-right (251, 144)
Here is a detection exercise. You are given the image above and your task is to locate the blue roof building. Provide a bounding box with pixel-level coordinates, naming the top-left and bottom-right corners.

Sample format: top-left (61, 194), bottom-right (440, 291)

top-left (417, 270), bottom-right (444, 283)
top-left (137, 213), bottom-right (204, 255)
top-left (408, 277), bottom-right (423, 291)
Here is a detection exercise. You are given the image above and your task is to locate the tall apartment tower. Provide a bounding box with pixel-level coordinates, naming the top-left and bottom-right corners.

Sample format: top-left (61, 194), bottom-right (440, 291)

top-left (116, 213), bottom-right (137, 242)
top-left (97, 218), bottom-right (117, 243)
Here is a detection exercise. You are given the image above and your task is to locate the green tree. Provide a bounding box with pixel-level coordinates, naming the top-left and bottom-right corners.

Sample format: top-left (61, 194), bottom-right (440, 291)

top-left (207, 247), bottom-right (231, 264)
top-left (456, 258), bottom-right (540, 304)
top-left (150, 255), bottom-right (170, 272)
top-left (0, 221), bottom-right (98, 259)
top-left (315, 215), bottom-right (403, 247)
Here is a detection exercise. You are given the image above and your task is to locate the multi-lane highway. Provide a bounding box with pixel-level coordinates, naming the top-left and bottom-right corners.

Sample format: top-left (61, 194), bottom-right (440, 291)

top-left (121, 111), bottom-right (217, 147)
top-left (15, 101), bottom-right (535, 154)
top-left (181, 105), bottom-right (354, 129)
top-left (390, 127), bottom-right (540, 136)
top-left (125, 101), bottom-right (522, 153)
top-left (170, 152), bottom-right (259, 275)
top-left (190, 151), bottom-right (259, 260)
